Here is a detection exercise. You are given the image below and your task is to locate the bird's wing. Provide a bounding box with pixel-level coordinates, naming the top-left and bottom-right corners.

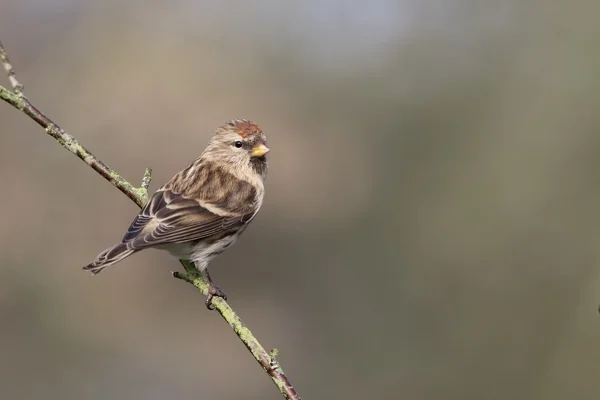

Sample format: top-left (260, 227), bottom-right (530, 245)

top-left (122, 187), bottom-right (254, 249)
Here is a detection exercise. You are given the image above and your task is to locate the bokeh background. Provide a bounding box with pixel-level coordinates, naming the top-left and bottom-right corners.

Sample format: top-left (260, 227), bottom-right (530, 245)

top-left (1, 1), bottom-right (600, 399)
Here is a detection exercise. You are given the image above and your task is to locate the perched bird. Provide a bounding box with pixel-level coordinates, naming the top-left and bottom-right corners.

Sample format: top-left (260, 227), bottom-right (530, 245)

top-left (83, 119), bottom-right (269, 308)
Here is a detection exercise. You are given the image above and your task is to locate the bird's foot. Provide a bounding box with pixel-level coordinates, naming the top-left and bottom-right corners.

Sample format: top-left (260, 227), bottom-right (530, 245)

top-left (205, 284), bottom-right (227, 310)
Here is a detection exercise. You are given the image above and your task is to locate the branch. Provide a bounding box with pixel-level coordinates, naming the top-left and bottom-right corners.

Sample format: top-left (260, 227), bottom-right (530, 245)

top-left (173, 263), bottom-right (300, 399)
top-left (0, 40), bottom-right (300, 400)
top-left (0, 82), bottom-right (150, 207)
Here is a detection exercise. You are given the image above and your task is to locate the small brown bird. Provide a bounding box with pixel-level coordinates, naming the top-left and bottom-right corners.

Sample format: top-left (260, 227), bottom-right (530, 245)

top-left (83, 120), bottom-right (269, 308)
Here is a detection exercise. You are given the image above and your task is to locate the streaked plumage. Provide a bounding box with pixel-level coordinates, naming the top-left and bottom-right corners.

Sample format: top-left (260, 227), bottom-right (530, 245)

top-left (83, 120), bottom-right (269, 307)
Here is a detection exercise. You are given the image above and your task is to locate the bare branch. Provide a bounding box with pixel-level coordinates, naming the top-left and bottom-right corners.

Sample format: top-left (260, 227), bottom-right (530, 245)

top-left (0, 85), bottom-right (149, 208)
top-left (173, 263), bottom-right (300, 400)
top-left (0, 41), bottom-right (24, 93)
top-left (0, 40), bottom-right (301, 400)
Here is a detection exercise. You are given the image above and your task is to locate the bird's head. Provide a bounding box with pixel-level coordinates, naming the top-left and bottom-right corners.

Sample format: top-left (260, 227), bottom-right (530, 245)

top-left (202, 119), bottom-right (269, 180)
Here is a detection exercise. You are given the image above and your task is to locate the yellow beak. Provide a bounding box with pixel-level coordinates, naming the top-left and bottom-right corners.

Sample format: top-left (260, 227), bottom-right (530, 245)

top-left (251, 143), bottom-right (270, 158)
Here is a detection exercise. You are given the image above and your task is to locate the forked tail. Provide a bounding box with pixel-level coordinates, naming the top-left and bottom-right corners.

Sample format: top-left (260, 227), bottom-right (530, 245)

top-left (83, 242), bottom-right (137, 274)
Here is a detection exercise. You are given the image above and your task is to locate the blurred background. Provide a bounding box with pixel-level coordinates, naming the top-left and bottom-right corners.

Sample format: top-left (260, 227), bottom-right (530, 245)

top-left (1, 1), bottom-right (600, 399)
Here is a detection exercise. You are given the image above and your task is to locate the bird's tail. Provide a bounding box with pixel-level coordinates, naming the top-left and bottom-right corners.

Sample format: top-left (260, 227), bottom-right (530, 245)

top-left (83, 243), bottom-right (137, 275)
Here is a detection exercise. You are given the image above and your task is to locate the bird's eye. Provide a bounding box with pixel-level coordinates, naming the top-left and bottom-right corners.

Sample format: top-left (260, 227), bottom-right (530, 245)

top-left (234, 141), bottom-right (243, 148)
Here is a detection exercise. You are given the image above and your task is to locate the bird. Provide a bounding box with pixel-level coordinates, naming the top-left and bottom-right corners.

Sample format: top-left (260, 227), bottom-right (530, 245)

top-left (83, 119), bottom-right (269, 308)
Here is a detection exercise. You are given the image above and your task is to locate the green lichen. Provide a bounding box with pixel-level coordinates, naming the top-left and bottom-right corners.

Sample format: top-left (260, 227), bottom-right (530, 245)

top-left (108, 170), bottom-right (123, 181)
top-left (131, 188), bottom-right (147, 205)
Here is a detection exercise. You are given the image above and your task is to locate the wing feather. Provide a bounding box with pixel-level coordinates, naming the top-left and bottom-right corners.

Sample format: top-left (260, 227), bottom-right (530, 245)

top-left (121, 161), bottom-right (260, 249)
top-left (122, 191), bottom-right (254, 249)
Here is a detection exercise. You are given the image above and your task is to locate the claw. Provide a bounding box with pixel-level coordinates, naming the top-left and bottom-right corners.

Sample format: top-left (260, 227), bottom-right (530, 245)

top-left (205, 283), bottom-right (227, 310)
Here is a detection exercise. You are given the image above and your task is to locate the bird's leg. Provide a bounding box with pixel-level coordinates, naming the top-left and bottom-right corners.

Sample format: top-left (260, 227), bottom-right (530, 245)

top-left (202, 267), bottom-right (227, 310)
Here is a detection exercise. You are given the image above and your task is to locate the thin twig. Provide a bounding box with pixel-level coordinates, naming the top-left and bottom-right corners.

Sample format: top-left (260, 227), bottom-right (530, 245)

top-left (139, 167), bottom-right (153, 205)
top-left (0, 85), bottom-right (150, 208)
top-left (0, 40), bottom-right (24, 93)
top-left (0, 40), bottom-right (301, 400)
top-left (173, 262), bottom-right (300, 400)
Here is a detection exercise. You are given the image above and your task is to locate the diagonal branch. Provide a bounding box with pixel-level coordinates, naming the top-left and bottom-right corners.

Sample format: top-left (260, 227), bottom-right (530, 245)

top-left (0, 40), bottom-right (300, 400)
top-left (0, 41), bottom-right (24, 93)
top-left (0, 61), bottom-right (150, 207)
top-left (174, 262), bottom-right (300, 400)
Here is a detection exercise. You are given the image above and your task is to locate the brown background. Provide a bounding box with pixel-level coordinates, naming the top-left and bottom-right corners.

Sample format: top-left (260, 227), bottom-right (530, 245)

top-left (1, 1), bottom-right (600, 399)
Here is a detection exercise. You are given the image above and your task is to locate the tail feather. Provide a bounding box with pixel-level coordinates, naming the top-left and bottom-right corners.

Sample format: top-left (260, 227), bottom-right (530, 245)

top-left (83, 243), bottom-right (137, 275)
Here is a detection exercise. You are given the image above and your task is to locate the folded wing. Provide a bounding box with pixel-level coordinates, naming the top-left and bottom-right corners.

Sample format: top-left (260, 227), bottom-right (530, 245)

top-left (124, 188), bottom-right (251, 250)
